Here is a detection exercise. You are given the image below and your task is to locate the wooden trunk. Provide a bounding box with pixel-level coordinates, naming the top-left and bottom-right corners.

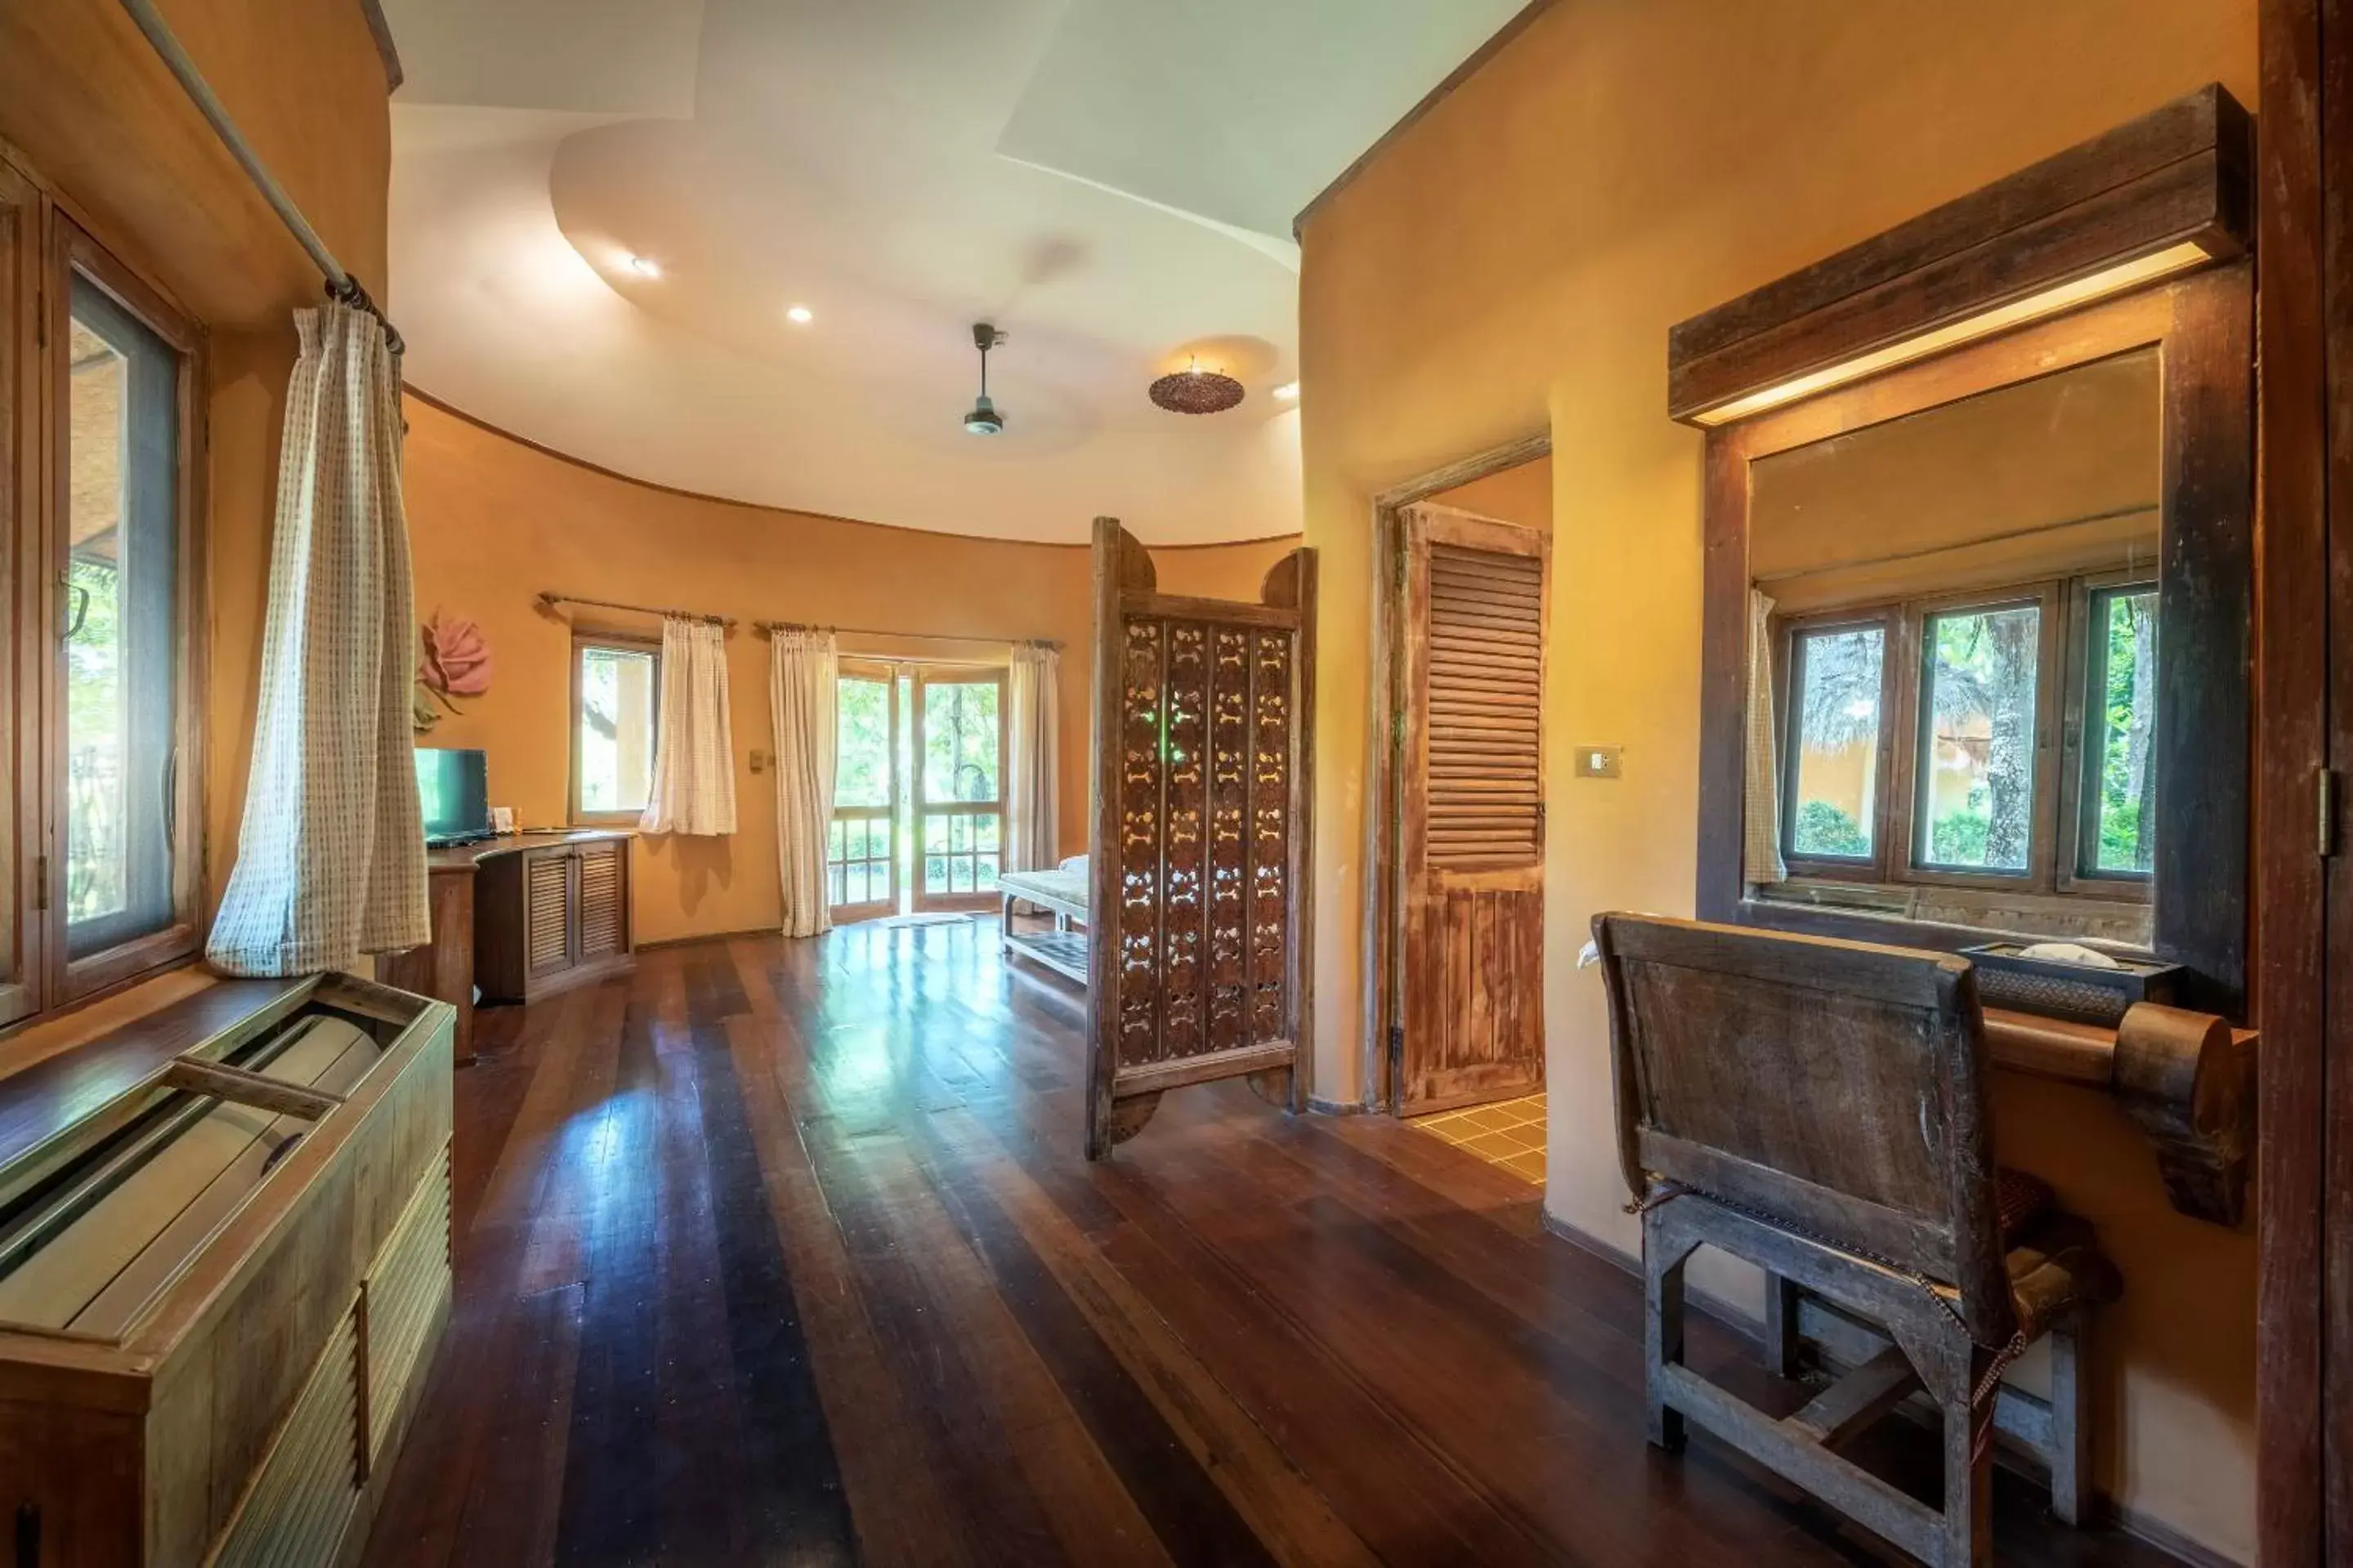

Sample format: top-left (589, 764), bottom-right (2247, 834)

top-left (0, 972), bottom-right (455, 1566)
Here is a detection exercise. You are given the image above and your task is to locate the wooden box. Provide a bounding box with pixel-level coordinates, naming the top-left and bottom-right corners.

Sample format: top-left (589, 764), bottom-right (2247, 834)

top-left (0, 972), bottom-right (454, 1566)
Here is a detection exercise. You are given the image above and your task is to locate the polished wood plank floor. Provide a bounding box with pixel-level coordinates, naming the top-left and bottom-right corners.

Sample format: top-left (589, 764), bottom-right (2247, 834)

top-left (362, 922), bottom-right (2186, 1567)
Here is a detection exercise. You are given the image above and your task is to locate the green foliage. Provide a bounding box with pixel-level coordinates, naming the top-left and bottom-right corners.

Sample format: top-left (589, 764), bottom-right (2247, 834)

top-left (65, 556), bottom-right (125, 923)
top-left (2091, 591), bottom-right (2156, 873)
top-left (1792, 800), bottom-right (1869, 858)
top-left (835, 677), bottom-right (893, 806)
top-left (1927, 806), bottom-right (1990, 866)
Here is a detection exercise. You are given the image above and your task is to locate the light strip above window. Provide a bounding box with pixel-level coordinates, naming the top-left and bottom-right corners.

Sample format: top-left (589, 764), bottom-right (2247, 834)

top-left (1690, 240), bottom-right (2215, 427)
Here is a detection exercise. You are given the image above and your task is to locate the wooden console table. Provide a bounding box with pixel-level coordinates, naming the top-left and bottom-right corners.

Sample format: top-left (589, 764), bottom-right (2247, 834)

top-left (378, 829), bottom-right (633, 1063)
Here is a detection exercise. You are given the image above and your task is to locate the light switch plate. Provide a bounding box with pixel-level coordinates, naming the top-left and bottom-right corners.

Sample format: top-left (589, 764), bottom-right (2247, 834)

top-left (1575, 744), bottom-right (1622, 780)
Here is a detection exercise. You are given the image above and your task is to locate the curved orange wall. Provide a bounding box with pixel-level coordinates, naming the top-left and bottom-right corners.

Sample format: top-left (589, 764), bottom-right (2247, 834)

top-left (401, 395), bottom-right (1296, 945)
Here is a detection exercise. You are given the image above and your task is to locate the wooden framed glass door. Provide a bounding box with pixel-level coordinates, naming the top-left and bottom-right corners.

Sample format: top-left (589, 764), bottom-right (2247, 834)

top-left (828, 660), bottom-right (899, 920)
top-left (912, 667), bottom-right (1005, 910)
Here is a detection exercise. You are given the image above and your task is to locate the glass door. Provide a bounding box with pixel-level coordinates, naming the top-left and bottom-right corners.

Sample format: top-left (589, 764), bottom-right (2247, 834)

top-left (827, 661), bottom-right (899, 920)
top-left (912, 668), bottom-right (1004, 910)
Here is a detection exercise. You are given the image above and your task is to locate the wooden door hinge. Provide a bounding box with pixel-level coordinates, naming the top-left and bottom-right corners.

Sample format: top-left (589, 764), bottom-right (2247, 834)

top-left (2321, 768), bottom-right (2339, 858)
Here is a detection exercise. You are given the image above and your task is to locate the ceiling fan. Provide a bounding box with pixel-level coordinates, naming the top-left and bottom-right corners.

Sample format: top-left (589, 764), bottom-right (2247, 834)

top-left (964, 322), bottom-right (1006, 435)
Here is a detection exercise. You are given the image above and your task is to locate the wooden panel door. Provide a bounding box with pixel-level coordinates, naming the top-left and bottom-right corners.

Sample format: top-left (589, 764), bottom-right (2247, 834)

top-left (575, 841), bottom-right (626, 961)
top-left (523, 848), bottom-right (573, 979)
top-left (1085, 519), bottom-right (1317, 1157)
top-left (1396, 506), bottom-right (1547, 1112)
top-left (912, 667), bottom-right (1005, 911)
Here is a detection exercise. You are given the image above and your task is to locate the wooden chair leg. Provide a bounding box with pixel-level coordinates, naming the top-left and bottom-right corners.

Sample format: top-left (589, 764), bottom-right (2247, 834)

top-left (1763, 1271), bottom-right (1803, 1378)
top-left (1935, 1340), bottom-right (1995, 1568)
top-left (1644, 1209), bottom-right (1688, 1453)
top-left (2047, 1304), bottom-right (2091, 1526)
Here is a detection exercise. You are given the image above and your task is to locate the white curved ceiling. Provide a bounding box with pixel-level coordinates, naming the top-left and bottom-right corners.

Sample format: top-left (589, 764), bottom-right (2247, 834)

top-left (381, 0), bottom-right (1523, 543)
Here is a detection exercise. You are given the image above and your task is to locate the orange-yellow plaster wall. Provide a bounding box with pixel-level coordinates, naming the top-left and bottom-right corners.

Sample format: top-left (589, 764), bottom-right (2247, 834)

top-left (401, 397), bottom-right (1294, 945)
top-left (1295, 1), bottom-right (2257, 1556)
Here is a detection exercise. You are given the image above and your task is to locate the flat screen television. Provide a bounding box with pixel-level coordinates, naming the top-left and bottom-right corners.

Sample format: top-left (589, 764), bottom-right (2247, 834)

top-left (415, 747), bottom-right (492, 846)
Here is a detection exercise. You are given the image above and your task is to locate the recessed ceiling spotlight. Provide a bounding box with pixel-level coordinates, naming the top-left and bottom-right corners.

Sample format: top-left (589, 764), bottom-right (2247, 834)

top-left (786, 304), bottom-right (814, 324)
top-left (1273, 381), bottom-right (1300, 401)
top-left (624, 254), bottom-right (660, 278)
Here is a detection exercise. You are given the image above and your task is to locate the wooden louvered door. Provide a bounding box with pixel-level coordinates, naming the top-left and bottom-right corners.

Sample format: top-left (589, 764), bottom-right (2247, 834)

top-left (575, 840), bottom-right (626, 961)
top-left (524, 847), bottom-right (574, 978)
top-left (1397, 505), bottom-right (1547, 1111)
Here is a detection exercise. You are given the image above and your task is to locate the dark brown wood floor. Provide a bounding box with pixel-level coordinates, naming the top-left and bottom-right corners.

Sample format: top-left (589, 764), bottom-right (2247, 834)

top-left (360, 921), bottom-right (2186, 1567)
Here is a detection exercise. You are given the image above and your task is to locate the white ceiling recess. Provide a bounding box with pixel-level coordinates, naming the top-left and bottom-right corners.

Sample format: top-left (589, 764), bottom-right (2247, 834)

top-left (382, 0), bottom-right (1527, 543)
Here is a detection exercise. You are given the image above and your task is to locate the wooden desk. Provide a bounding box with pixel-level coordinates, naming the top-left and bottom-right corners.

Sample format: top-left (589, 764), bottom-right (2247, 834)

top-left (379, 830), bottom-right (633, 1063)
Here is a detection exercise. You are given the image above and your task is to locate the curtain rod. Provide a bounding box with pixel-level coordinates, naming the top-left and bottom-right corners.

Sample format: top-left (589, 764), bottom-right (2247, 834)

top-left (539, 592), bottom-right (736, 628)
top-left (117, 0), bottom-right (405, 353)
top-left (757, 620), bottom-right (1062, 650)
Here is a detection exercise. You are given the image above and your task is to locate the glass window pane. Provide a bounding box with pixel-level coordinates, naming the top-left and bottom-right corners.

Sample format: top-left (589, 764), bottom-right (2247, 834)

top-left (829, 864), bottom-right (847, 906)
top-left (835, 677), bottom-right (893, 806)
top-left (923, 815), bottom-right (948, 852)
top-left (924, 853), bottom-right (949, 893)
top-left (922, 680), bottom-right (1000, 803)
top-left (1785, 626), bottom-right (1882, 860)
top-left (2088, 587), bottom-right (2158, 875)
top-left (65, 279), bottom-right (180, 959)
top-left (1918, 603), bottom-right (2042, 872)
top-left (579, 644), bottom-right (657, 814)
top-left (977, 815), bottom-right (1000, 851)
top-left (977, 854), bottom-right (999, 891)
top-left (828, 818), bottom-right (846, 861)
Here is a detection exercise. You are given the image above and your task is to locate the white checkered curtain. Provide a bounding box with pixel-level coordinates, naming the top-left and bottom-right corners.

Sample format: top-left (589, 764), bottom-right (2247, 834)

top-left (1005, 642), bottom-right (1059, 873)
top-left (769, 629), bottom-right (837, 938)
top-left (641, 617), bottom-right (738, 836)
top-left (208, 302), bottom-right (428, 976)
top-left (1744, 587), bottom-right (1789, 885)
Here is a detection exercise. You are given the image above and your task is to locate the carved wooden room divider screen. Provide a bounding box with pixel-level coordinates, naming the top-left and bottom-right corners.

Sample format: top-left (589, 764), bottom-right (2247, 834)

top-left (1085, 518), bottom-right (1317, 1159)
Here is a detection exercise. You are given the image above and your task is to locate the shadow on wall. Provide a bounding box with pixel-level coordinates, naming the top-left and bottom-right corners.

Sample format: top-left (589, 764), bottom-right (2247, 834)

top-left (647, 833), bottom-right (738, 931)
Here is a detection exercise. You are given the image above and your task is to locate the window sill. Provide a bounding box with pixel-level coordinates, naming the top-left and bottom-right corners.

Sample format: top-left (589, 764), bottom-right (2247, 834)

top-left (1751, 878), bottom-right (2154, 953)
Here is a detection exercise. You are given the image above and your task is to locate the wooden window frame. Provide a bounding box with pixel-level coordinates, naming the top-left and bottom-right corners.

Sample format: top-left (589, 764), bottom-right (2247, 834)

top-left (1774, 573), bottom-right (2155, 914)
top-left (1774, 605), bottom-right (1903, 882)
top-left (1696, 273), bottom-right (2252, 1016)
top-left (1892, 580), bottom-right (2068, 895)
top-left (2055, 570), bottom-right (2160, 898)
top-left (568, 632), bottom-right (660, 827)
top-left (1, 168), bottom-right (210, 1023)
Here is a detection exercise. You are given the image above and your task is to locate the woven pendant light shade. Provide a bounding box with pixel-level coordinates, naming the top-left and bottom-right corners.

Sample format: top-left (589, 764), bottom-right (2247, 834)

top-left (1148, 362), bottom-right (1246, 415)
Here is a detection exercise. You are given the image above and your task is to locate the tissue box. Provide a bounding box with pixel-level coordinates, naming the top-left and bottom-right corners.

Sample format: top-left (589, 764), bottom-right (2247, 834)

top-left (1959, 941), bottom-right (2181, 1026)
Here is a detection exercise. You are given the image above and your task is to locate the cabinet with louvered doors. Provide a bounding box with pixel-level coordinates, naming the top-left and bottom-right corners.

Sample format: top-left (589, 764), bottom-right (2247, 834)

top-left (1395, 504), bottom-right (1550, 1113)
top-left (473, 831), bottom-right (634, 1003)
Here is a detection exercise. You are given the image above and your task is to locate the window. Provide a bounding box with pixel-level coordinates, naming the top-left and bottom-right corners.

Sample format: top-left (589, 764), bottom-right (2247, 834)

top-left (1915, 600), bottom-right (2042, 874)
top-left (571, 637), bottom-right (660, 822)
top-left (0, 163), bottom-right (206, 1027)
top-left (1774, 574), bottom-right (2149, 907)
top-left (1782, 621), bottom-right (1887, 863)
top-left (2078, 583), bottom-right (2158, 878)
